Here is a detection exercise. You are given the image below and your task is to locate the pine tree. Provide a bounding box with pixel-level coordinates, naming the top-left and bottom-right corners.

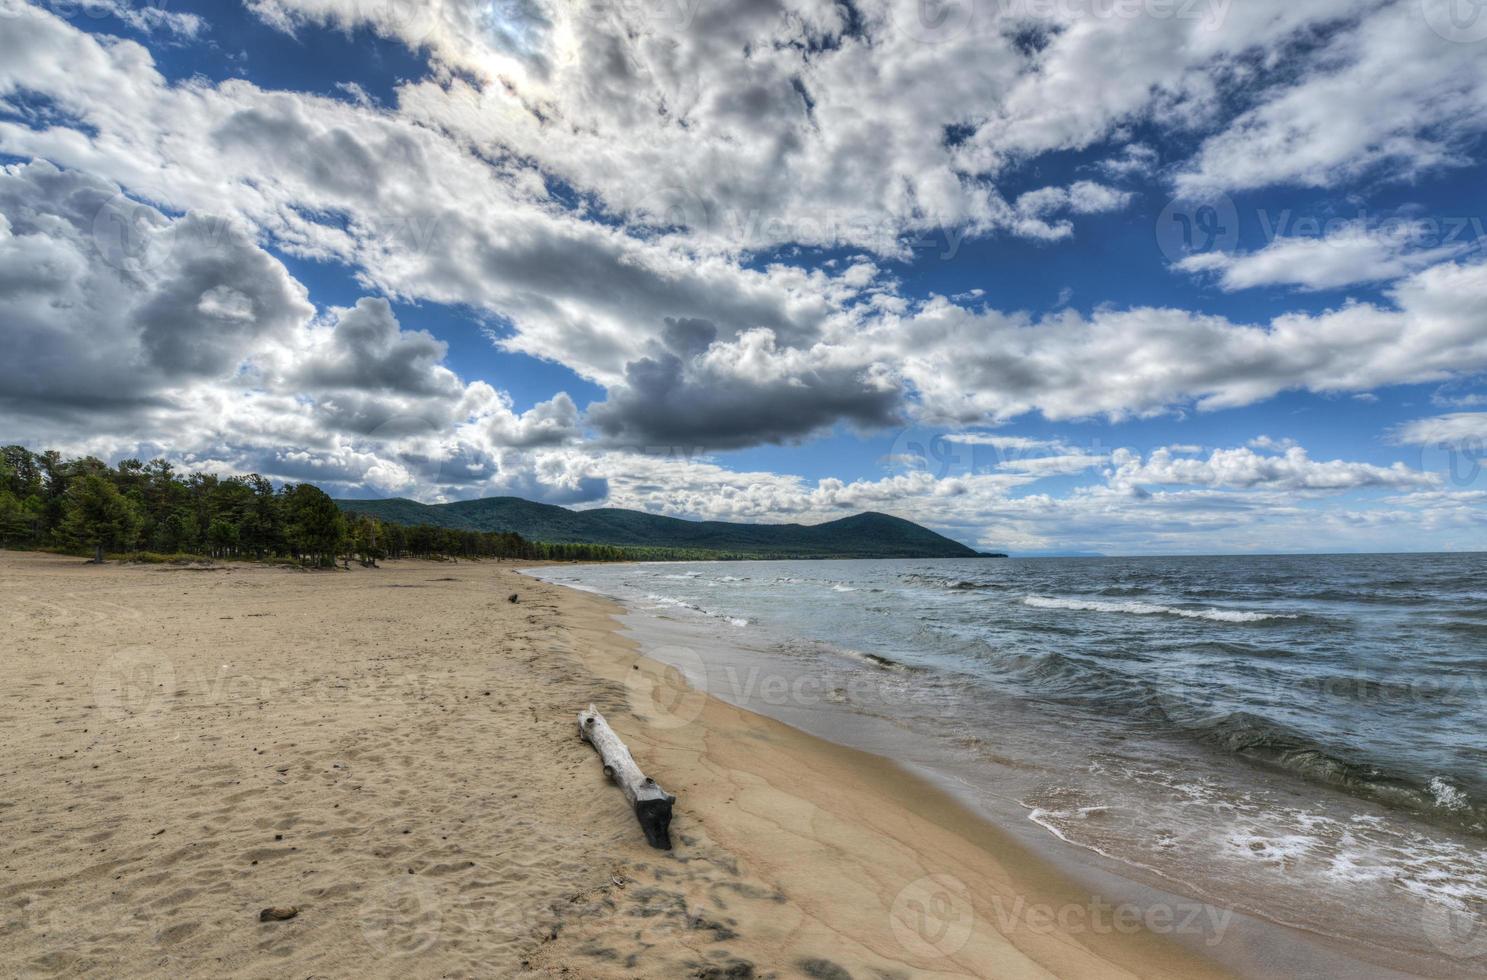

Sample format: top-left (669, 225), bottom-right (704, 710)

top-left (59, 475), bottom-right (143, 563)
top-left (285, 484), bottom-right (346, 568)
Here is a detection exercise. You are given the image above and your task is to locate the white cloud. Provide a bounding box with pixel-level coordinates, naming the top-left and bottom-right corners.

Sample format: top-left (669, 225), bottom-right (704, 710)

top-left (1109, 446), bottom-right (1438, 492)
top-left (580, 438), bottom-right (1451, 554)
top-left (1391, 413), bottom-right (1487, 448)
top-left (888, 258), bottom-right (1487, 423)
top-left (0, 157), bottom-right (593, 502)
top-left (1177, 220), bottom-right (1471, 291)
top-left (37, 0), bottom-right (206, 38)
top-left (245, 0), bottom-right (1370, 255)
top-left (1179, 0), bottom-right (1487, 195)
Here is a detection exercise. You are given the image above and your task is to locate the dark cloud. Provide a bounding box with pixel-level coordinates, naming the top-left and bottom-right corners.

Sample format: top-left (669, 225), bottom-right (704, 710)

top-left (296, 298), bottom-right (454, 395)
top-left (489, 471), bottom-right (609, 506)
top-left (588, 351), bottom-right (903, 450)
top-left (214, 106), bottom-right (383, 200)
top-left (134, 214), bottom-right (313, 377)
top-left (0, 160), bottom-right (311, 417)
top-left (661, 317), bottom-right (718, 358)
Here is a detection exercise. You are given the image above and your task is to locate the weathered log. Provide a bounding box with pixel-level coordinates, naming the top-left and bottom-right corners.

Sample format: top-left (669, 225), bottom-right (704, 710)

top-left (578, 704), bottom-right (676, 850)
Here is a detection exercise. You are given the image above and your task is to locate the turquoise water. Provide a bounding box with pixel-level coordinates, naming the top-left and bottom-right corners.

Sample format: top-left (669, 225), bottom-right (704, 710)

top-left (530, 554), bottom-right (1487, 965)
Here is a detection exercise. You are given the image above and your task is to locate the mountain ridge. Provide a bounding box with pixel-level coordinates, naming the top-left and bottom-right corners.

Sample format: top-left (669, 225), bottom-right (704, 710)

top-left (334, 495), bottom-right (983, 559)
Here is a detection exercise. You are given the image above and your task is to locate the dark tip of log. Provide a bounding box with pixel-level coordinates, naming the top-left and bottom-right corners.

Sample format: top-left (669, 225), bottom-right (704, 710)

top-left (635, 797), bottom-right (674, 850)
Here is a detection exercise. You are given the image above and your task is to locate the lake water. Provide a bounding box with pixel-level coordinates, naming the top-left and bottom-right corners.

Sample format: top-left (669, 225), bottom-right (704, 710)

top-left (528, 553), bottom-right (1487, 970)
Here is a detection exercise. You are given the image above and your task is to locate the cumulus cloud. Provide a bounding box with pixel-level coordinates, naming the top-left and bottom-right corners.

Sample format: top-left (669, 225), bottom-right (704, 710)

top-left (488, 392), bottom-right (581, 449)
top-left (0, 155), bottom-right (589, 502)
top-left (0, 160), bottom-right (312, 417)
top-left (296, 298), bottom-right (457, 396)
top-left (589, 328), bottom-right (902, 450)
top-left (1177, 220), bottom-right (1471, 291)
top-left (1179, 1), bottom-right (1487, 194)
top-left (577, 437), bottom-right (1449, 554)
top-left (1390, 413), bottom-right (1487, 448)
top-left (888, 258), bottom-right (1487, 422)
top-left (1109, 446), bottom-right (1438, 492)
top-left (37, 0), bottom-right (206, 37)
top-left (246, 0), bottom-right (1368, 255)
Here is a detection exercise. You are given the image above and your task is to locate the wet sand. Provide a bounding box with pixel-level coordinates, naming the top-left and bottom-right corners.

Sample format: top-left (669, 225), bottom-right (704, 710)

top-left (0, 551), bottom-right (1229, 977)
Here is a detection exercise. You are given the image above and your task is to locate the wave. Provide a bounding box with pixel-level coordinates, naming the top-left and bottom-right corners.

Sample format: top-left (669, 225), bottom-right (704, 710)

top-left (643, 593), bottom-right (749, 627)
top-left (980, 650), bottom-right (1487, 834)
top-left (901, 573), bottom-right (1007, 592)
top-left (1024, 595), bottom-right (1298, 624)
top-left (1189, 712), bottom-right (1486, 835)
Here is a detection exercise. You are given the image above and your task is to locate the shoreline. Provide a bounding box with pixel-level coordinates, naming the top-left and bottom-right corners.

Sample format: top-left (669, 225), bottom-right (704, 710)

top-left (527, 569), bottom-right (1237, 978)
top-left (527, 562), bottom-right (1460, 979)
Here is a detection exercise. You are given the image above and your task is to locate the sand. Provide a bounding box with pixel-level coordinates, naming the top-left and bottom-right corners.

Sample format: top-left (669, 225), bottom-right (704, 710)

top-left (0, 551), bottom-right (1230, 978)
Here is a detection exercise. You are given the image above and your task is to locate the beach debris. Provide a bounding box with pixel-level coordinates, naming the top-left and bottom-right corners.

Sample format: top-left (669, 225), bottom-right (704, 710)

top-left (508, 593), bottom-right (520, 603)
top-left (577, 704), bottom-right (677, 850)
top-left (258, 906), bottom-right (299, 922)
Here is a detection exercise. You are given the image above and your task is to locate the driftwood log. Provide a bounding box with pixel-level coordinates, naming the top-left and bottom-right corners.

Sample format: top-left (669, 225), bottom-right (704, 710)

top-left (578, 704), bottom-right (676, 850)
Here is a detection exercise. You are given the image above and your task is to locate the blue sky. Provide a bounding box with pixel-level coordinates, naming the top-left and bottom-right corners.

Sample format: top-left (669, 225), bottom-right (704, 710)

top-left (2, 0), bottom-right (1487, 554)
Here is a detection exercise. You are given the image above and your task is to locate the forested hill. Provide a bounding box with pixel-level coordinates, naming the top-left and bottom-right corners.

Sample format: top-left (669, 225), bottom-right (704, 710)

top-left (334, 496), bottom-right (979, 559)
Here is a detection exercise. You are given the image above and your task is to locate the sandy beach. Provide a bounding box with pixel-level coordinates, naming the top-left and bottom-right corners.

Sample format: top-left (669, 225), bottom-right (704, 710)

top-left (0, 550), bottom-right (1232, 978)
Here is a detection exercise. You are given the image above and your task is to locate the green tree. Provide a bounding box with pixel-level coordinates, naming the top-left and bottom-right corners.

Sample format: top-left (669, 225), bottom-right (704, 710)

top-left (0, 491), bottom-right (30, 547)
top-left (285, 484), bottom-right (345, 568)
top-left (59, 475), bottom-right (143, 563)
top-left (206, 518), bottom-right (239, 558)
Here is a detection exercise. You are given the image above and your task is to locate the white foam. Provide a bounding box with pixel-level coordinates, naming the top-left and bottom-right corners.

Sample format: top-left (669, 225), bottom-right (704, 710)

top-left (1023, 595), bottom-right (1296, 623)
top-left (1429, 776), bottom-right (1469, 811)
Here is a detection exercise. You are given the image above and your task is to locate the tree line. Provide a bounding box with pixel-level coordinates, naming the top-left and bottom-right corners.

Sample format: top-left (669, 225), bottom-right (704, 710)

top-left (0, 446), bottom-right (668, 567)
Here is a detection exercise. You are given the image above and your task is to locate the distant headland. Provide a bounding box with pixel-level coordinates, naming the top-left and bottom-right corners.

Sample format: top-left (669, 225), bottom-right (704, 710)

top-left (334, 495), bottom-right (983, 561)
